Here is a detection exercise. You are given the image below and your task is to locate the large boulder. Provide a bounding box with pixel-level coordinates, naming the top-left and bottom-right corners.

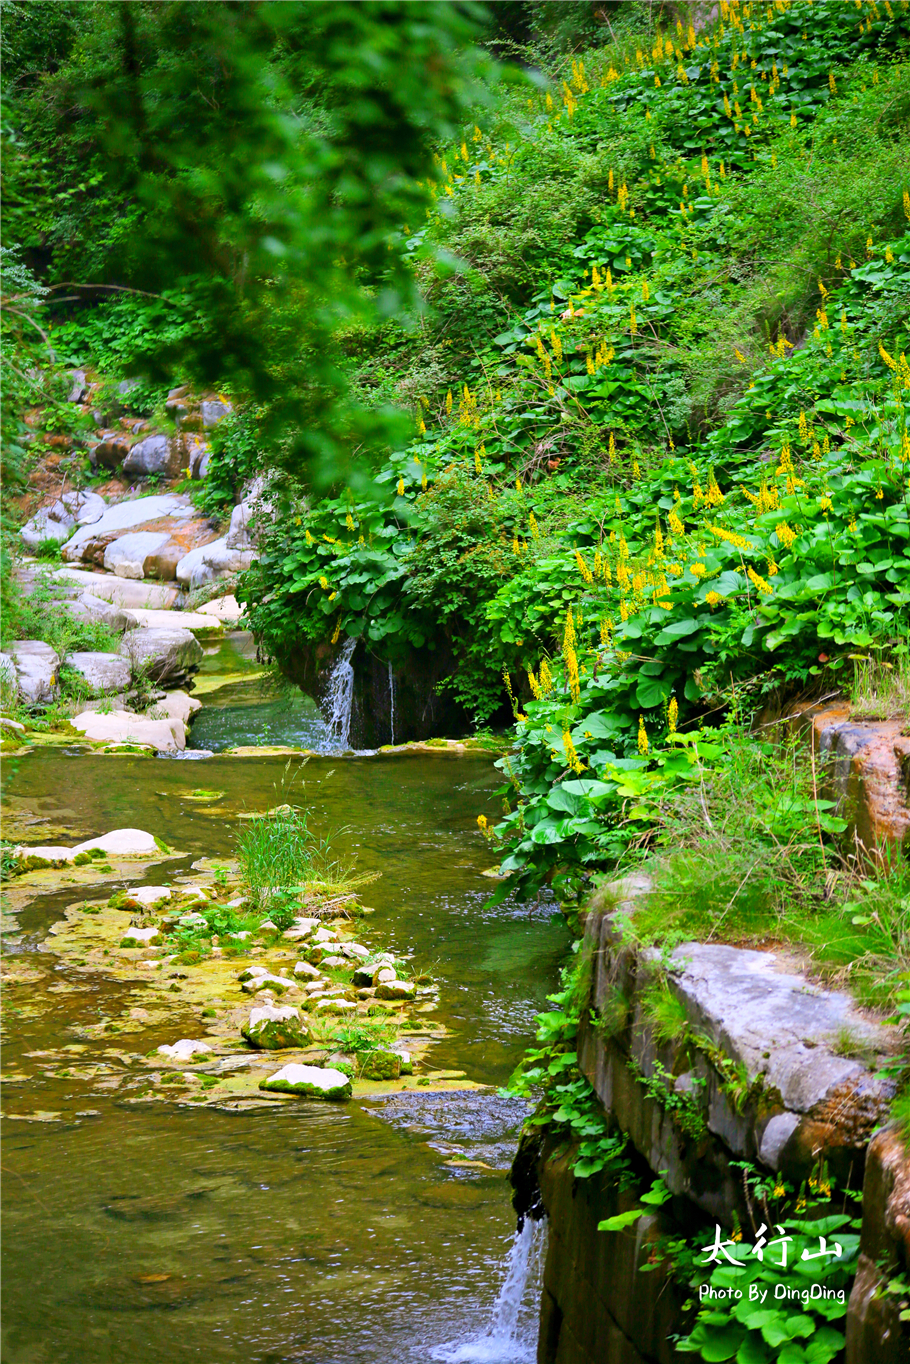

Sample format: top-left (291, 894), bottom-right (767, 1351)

top-left (70, 708), bottom-right (186, 751)
top-left (65, 651), bottom-right (132, 696)
top-left (103, 531), bottom-right (174, 580)
top-left (122, 608), bottom-right (222, 634)
top-left (20, 490), bottom-right (106, 549)
top-left (61, 494), bottom-right (195, 564)
top-left (259, 1064), bottom-right (352, 1100)
top-left (90, 433), bottom-right (131, 470)
top-left (54, 570), bottom-right (179, 611)
top-left (57, 591), bottom-right (136, 632)
top-left (67, 370), bottom-right (88, 403)
top-left (148, 690), bottom-right (202, 725)
top-left (121, 435), bottom-right (186, 480)
top-left (175, 537), bottom-right (254, 590)
top-left (2, 641), bottom-right (59, 704)
top-left (198, 595), bottom-right (244, 625)
top-left (201, 398), bottom-right (232, 429)
top-left (225, 476), bottom-right (273, 551)
top-left (119, 627), bottom-right (203, 686)
top-left (242, 1004), bottom-right (311, 1050)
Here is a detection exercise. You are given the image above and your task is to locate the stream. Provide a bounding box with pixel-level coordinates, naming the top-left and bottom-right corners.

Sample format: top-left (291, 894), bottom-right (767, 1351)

top-left (1, 643), bottom-right (565, 1364)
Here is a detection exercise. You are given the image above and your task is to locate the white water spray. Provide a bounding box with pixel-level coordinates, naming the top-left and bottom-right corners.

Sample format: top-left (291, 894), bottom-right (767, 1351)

top-left (325, 636), bottom-right (357, 750)
top-left (432, 1217), bottom-right (547, 1364)
top-left (388, 662), bottom-right (396, 746)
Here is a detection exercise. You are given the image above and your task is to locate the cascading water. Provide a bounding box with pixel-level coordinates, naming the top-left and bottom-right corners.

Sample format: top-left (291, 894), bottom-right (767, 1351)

top-left (432, 1217), bottom-right (548, 1364)
top-left (388, 661), bottom-right (396, 746)
top-left (325, 635), bottom-right (357, 750)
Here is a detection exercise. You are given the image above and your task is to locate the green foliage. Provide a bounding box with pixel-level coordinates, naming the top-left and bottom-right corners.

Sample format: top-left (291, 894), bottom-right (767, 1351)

top-left (628, 1056), bottom-right (708, 1139)
top-left (676, 1213), bottom-right (861, 1364)
top-left (0, 567), bottom-right (119, 658)
top-left (4, 0), bottom-right (501, 484)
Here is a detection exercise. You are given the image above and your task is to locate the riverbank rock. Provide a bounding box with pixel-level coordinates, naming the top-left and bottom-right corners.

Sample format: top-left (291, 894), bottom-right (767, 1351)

top-left (103, 531), bottom-right (174, 579)
top-left (122, 608), bottom-right (222, 635)
top-left (54, 568), bottom-right (179, 612)
top-left (58, 591), bottom-right (136, 632)
top-left (175, 537), bottom-right (254, 590)
top-left (197, 595), bottom-right (244, 625)
top-left (242, 1004), bottom-right (311, 1050)
top-left (119, 627), bottom-right (203, 686)
top-left (2, 641), bottom-right (59, 704)
top-left (70, 708), bottom-right (186, 752)
top-left (20, 490), bottom-right (106, 548)
top-left (60, 493), bottom-right (194, 564)
top-left (64, 652), bottom-right (132, 696)
top-left (149, 691), bottom-right (202, 725)
top-left (121, 435), bottom-right (185, 481)
top-left (259, 1064), bottom-right (352, 1100)
top-left (240, 972), bottom-right (298, 996)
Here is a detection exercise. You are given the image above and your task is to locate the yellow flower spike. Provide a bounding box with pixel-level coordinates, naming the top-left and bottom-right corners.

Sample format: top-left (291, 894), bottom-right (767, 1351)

top-left (539, 658), bottom-right (553, 695)
top-left (527, 670), bottom-right (542, 701)
top-left (474, 449), bottom-right (482, 476)
top-left (608, 432), bottom-right (617, 463)
top-left (708, 524), bottom-right (751, 550)
top-left (630, 304), bottom-right (637, 334)
top-left (668, 697), bottom-right (678, 734)
top-left (690, 562), bottom-right (707, 577)
top-left (476, 814), bottom-right (489, 833)
top-left (319, 576), bottom-right (329, 590)
top-left (747, 566), bottom-right (773, 595)
top-left (642, 280), bottom-right (650, 302)
top-left (397, 477), bottom-right (405, 496)
top-left (422, 472), bottom-right (428, 491)
top-left (904, 190), bottom-right (910, 222)
top-left (669, 507), bottom-right (684, 537)
top-left (331, 618), bottom-right (342, 645)
top-left (735, 347), bottom-right (746, 364)
top-left (529, 511), bottom-right (539, 539)
top-left (637, 716), bottom-right (649, 756)
top-left (632, 460), bottom-right (642, 479)
top-left (563, 730), bottom-right (585, 774)
top-left (575, 549), bottom-right (593, 584)
top-left (305, 529), bottom-right (315, 545)
top-left (445, 390), bottom-right (453, 415)
top-left (328, 592), bottom-right (336, 602)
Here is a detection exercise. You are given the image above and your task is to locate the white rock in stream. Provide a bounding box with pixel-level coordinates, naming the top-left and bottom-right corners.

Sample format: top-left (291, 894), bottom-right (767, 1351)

top-left (147, 690), bottom-right (202, 725)
top-left (157, 1039), bottom-right (213, 1060)
top-left (103, 531), bottom-right (173, 579)
top-left (293, 960), bottom-right (322, 980)
top-left (122, 608), bottom-right (223, 634)
top-left (242, 1004), bottom-right (310, 1050)
top-left (125, 886), bottom-right (172, 908)
top-left (241, 972), bottom-right (298, 995)
top-left (12, 827), bottom-right (162, 869)
top-left (259, 1064), bottom-right (352, 1100)
top-left (121, 925), bottom-right (162, 946)
top-left (338, 942), bottom-right (370, 959)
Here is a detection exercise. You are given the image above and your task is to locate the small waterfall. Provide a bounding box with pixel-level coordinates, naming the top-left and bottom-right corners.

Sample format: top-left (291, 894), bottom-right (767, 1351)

top-left (325, 636), bottom-right (357, 750)
top-left (388, 662), bottom-right (396, 746)
top-left (432, 1217), bottom-right (547, 1364)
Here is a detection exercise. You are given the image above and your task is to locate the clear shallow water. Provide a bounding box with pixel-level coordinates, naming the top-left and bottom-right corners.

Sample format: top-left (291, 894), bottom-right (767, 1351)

top-left (2, 739), bottom-right (566, 1363)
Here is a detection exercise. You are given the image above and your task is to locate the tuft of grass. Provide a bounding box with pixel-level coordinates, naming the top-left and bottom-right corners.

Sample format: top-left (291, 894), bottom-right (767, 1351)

top-left (640, 978), bottom-right (689, 1047)
top-left (850, 647), bottom-right (910, 723)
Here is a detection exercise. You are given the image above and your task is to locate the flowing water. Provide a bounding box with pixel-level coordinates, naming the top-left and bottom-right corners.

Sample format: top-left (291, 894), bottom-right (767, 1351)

top-left (1, 660), bottom-right (565, 1364)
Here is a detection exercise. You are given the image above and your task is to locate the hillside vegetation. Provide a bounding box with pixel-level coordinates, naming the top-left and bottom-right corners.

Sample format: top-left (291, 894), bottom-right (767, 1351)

top-left (3, 0), bottom-right (909, 997)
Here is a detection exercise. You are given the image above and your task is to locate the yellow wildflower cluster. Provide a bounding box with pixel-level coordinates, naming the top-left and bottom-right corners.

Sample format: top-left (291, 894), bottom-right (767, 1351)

top-left (775, 521), bottom-right (797, 550)
top-left (575, 549), bottom-right (593, 584)
top-left (747, 566), bottom-right (773, 595)
top-left (637, 716), bottom-right (649, 756)
top-left (563, 730), bottom-right (585, 774)
top-left (709, 524), bottom-right (752, 550)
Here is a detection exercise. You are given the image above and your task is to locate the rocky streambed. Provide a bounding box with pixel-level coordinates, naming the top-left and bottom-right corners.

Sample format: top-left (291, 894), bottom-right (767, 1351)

top-left (1, 741), bottom-right (567, 1363)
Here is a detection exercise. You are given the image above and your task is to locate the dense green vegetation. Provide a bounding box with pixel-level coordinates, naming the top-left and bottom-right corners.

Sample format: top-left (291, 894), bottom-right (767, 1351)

top-left (4, 0), bottom-right (909, 936)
